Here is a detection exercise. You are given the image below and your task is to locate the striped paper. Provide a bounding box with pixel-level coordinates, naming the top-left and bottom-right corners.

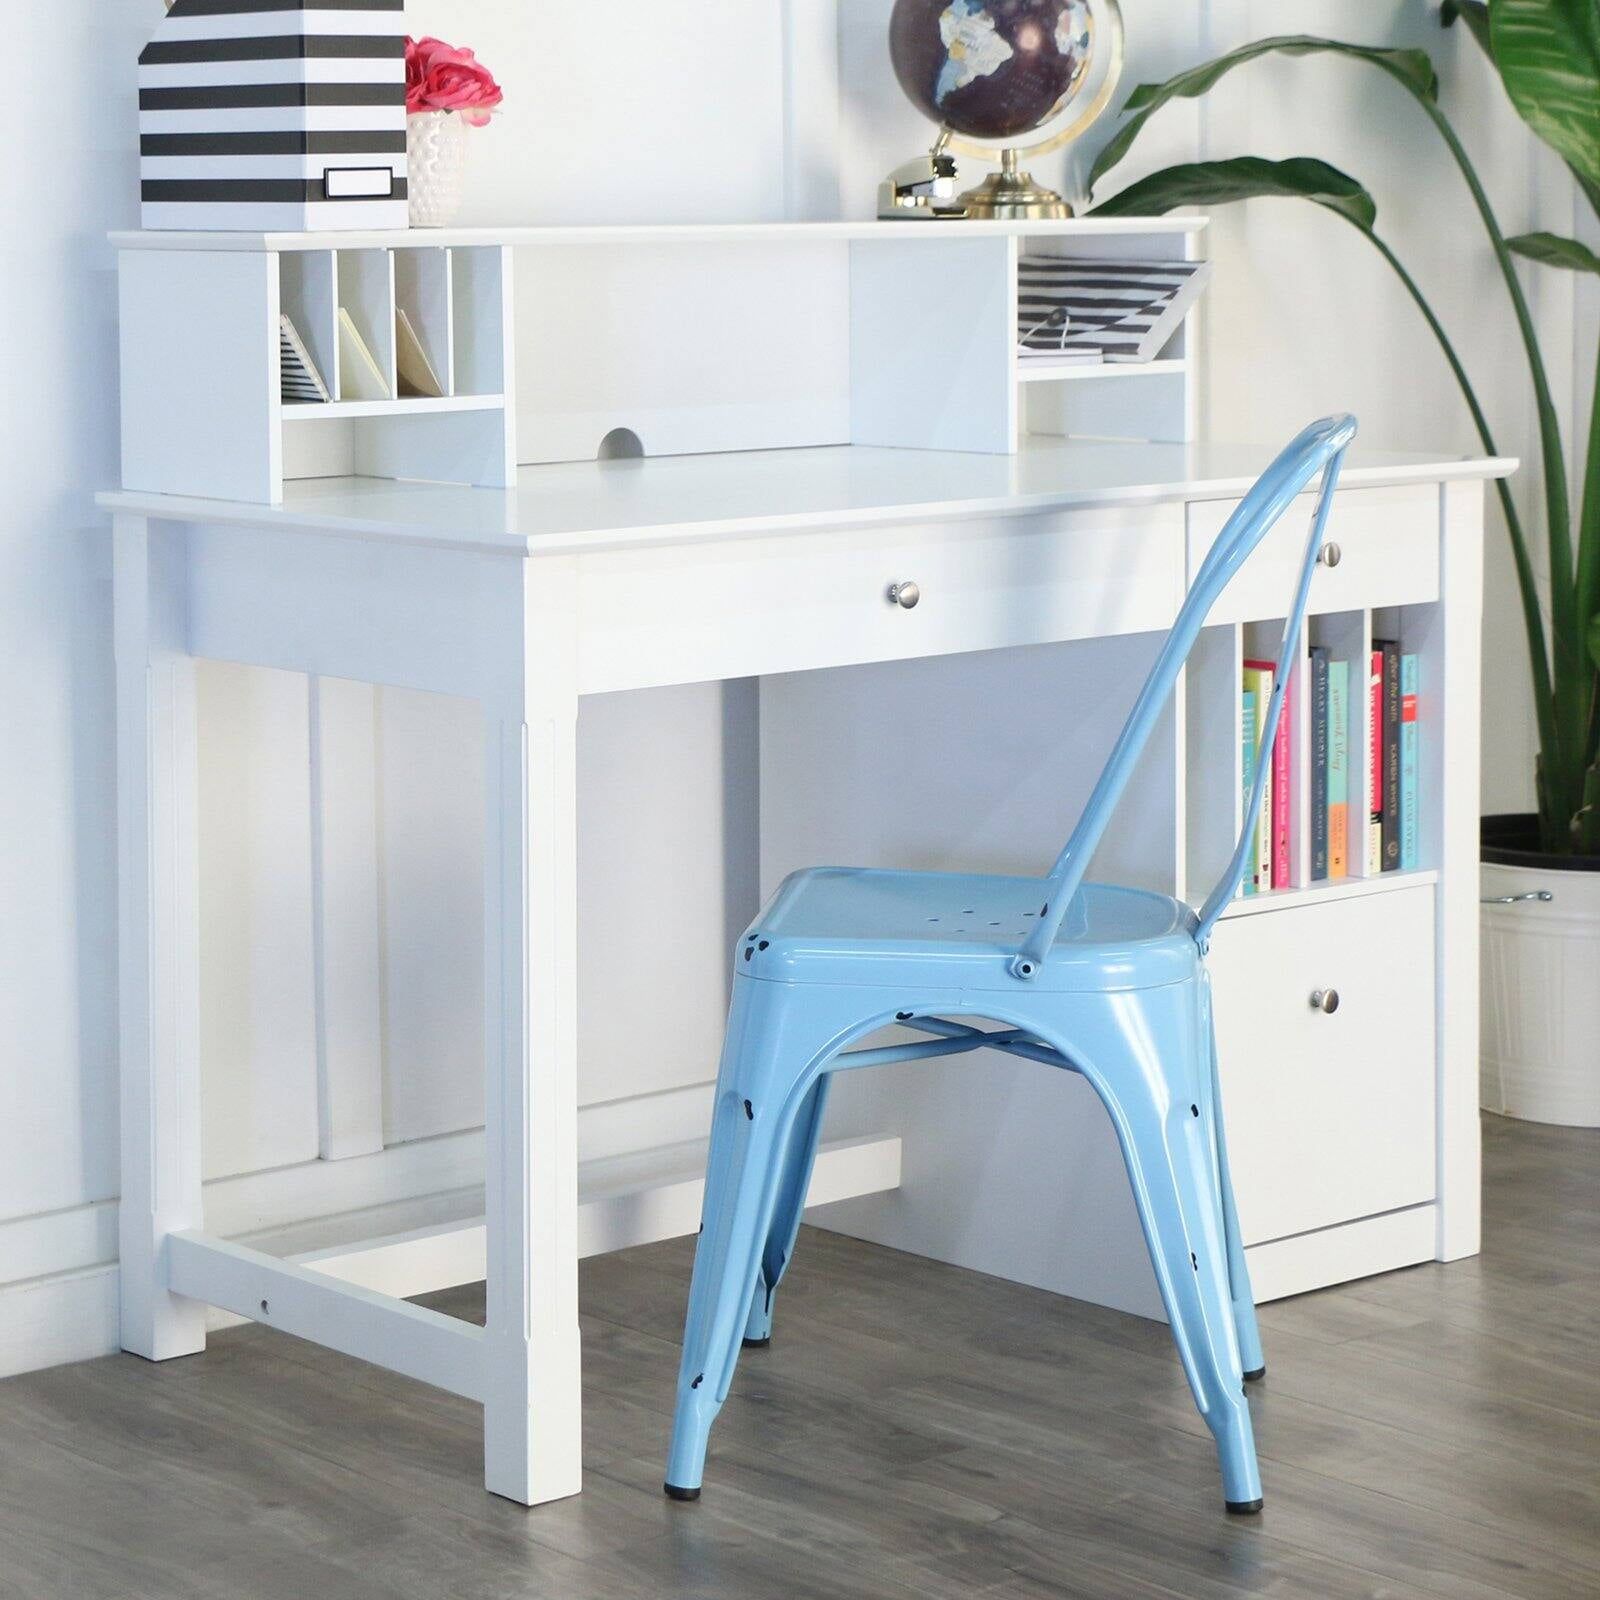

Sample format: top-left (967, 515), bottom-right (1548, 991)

top-left (1017, 257), bottom-right (1211, 364)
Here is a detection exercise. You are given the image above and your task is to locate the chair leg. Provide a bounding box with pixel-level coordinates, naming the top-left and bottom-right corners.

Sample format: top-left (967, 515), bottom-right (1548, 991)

top-left (666, 980), bottom-right (854, 1500)
top-left (1062, 980), bottom-right (1264, 1514)
top-left (1203, 985), bottom-right (1265, 1382)
top-left (742, 1075), bottom-right (831, 1348)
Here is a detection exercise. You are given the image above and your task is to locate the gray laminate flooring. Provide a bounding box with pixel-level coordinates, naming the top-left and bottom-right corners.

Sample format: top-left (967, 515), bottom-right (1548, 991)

top-left (2, 1113), bottom-right (1595, 1599)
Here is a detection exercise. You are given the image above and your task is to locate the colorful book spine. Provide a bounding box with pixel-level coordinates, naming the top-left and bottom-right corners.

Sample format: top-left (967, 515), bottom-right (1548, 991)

top-left (1379, 638), bottom-right (1401, 871)
top-left (1327, 659), bottom-right (1349, 880)
top-left (1241, 688), bottom-right (1258, 896)
top-left (1242, 663), bottom-right (1275, 891)
top-left (1309, 646), bottom-right (1330, 881)
top-left (1244, 659), bottom-right (1292, 891)
top-left (1401, 652), bottom-right (1419, 869)
top-left (1368, 648), bottom-right (1383, 875)
top-left (1271, 686), bottom-right (1291, 889)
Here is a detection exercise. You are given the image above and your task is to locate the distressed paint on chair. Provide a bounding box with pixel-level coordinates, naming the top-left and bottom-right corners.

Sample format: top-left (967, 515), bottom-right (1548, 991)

top-left (665, 415), bottom-right (1357, 1515)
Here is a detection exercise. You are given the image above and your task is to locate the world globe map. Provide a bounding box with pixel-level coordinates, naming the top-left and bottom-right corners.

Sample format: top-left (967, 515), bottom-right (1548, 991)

top-left (889, 0), bottom-right (1095, 143)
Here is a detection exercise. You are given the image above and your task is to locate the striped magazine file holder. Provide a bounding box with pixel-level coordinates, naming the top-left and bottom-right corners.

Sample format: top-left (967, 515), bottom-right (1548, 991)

top-left (139, 0), bottom-right (410, 233)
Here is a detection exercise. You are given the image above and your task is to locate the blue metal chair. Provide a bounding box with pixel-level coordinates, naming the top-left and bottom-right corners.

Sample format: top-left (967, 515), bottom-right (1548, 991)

top-left (664, 415), bottom-right (1357, 1515)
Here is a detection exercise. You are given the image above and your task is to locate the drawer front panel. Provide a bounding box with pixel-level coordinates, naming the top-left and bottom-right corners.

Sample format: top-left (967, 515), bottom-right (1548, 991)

top-left (576, 506), bottom-right (1185, 694)
top-left (1207, 885), bottom-right (1437, 1246)
top-left (1188, 484), bottom-right (1439, 625)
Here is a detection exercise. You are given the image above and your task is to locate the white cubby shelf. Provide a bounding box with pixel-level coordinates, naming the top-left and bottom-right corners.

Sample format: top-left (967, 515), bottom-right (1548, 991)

top-left (1181, 597), bottom-right (1441, 911)
top-left (115, 217), bottom-right (1206, 506)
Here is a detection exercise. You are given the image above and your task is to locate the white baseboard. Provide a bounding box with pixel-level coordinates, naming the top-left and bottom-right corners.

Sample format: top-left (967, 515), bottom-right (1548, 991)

top-left (0, 1266), bottom-right (121, 1381)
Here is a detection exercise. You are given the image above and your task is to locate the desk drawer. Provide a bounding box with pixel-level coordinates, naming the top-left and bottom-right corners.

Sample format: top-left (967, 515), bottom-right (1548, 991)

top-left (1188, 484), bottom-right (1439, 625)
top-left (1207, 884), bottom-right (1437, 1246)
top-left (576, 506), bottom-right (1186, 694)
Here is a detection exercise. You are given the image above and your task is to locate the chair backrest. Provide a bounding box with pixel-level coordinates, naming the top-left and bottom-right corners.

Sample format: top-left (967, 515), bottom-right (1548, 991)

top-left (1010, 414), bottom-right (1357, 979)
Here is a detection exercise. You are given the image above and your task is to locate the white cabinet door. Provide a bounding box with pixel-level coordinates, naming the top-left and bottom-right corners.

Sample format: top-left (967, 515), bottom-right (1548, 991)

top-left (1208, 884), bottom-right (1437, 1246)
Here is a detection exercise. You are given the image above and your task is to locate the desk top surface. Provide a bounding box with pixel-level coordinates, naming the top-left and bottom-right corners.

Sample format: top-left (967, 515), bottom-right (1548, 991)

top-left (100, 437), bottom-right (1516, 558)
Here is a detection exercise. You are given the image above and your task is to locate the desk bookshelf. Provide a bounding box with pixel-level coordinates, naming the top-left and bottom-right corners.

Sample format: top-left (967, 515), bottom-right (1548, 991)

top-left (113, 217), bottom-right (1202, 505)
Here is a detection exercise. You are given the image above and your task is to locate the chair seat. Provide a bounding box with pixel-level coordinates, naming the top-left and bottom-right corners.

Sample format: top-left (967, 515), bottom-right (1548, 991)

top-left (742, 867), bottom-right (1200, 993)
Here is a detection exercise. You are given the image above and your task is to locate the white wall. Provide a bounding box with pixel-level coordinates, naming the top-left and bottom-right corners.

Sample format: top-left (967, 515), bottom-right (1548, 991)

top-left (1, 0), bottom-right (1583, 1374)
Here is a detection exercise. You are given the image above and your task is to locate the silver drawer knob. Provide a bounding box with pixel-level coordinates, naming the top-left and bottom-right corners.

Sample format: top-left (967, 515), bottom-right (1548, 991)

top-left (1309, 988), bottom-right (1341, 1015)
top-left (887, 580), bottom-right (921, 610)
top-left (1317, 542), bottom-right (1343, 568)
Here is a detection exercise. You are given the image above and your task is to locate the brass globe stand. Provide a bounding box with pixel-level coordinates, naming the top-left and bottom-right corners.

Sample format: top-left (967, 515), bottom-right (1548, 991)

top-left (958, 149), bottom-right (1073, 220)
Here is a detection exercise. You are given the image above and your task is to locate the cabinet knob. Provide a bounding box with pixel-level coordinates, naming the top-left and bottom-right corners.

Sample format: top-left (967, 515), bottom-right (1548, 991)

top-left (1309, 988), bottom-right (1341, 1015)
top-left (887, 580), bottom-right (921, 610)
top-left (1317, 541), bottom-right (1343, 568)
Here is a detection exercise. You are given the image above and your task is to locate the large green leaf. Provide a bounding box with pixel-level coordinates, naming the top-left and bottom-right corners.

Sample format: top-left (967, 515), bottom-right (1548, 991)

top-left (1441, 1), bottom-right (1494, 57)
top-left (1089, 156), bottom-right (1377, 231)
top-left (1508, 230), bottom-right (1600, 272)
top-left (1490, 0), bottom-right (1600, 191)
top-left (1448, 0), bottom-right (1600, 219)
top-left (1589, 611), bottom-right (1600, 673)
top-left (1088, 36), bottom-right (1438, 194)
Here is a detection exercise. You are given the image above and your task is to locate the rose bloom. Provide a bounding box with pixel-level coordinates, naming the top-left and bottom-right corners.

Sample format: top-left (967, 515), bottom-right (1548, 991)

top-left (406, 36), bottom-right (504, 126)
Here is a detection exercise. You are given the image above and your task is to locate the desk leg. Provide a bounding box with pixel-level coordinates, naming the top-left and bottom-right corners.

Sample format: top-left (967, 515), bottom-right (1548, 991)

top-left (114, 515), bottom-right (207, 1362)
top-left (481, 581), bottom-right (583, 1504)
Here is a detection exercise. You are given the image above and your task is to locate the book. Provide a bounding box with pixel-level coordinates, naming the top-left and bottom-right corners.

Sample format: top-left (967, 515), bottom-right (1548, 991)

top-left (1368, 648), bottom-right (1383, 875)
top-left (337, 305), bottom-right (391, 401)
top-left (1378, 638), bottom-right (1402, 871)
top-left (1242, 662), bottom-right (1275, 892)
top-left (1401, 653), bottom-right (1420, 870)
top-left (1327, 658), bottom-right (1349, 880)
top-left (1240, 688), bottom-right (1258, 897)
top-left (279, 313), bottom-right (330, 404)
top-left (395, 306), bottom-right (446, 398)
top-left (1245, 660), bottom-right (1289, 889)
top-left (1309, 646), bottom-right (1330, 881)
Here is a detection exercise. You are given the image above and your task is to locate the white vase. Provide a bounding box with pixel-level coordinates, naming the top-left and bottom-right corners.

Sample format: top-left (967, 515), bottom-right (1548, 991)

top-left (1481, 854), bottom-right (1600, 1126)
top-left (407, 110), bottom-right (468, 227)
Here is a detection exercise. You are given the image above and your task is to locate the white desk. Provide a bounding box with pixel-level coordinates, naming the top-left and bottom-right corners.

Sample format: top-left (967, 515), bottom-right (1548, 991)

top-left (100, 435), bottom-right (1512, 1505)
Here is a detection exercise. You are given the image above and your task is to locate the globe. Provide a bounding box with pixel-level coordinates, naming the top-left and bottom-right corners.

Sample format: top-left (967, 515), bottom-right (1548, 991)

top-left (889, 0), bottom-right (1095, 144)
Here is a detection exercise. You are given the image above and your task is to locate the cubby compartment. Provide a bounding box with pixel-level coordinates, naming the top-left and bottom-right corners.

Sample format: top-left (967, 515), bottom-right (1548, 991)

top-left (1180, 596), bottom-right (1441, 911)
top-left (273, 243), bottom-right (514, 495)
top-left (451, 246), bottom-right (510, 399)
top-left (279, 250), bottom-right (339, 407)
top-left (1306, 609), bottom-right (1368, 885)
top-left (335, 249), bottom-right (397, 401)
top-left (1016, 229), bottom-right (1201, 446)
top-left (393, 247), bottom-right (455, 398)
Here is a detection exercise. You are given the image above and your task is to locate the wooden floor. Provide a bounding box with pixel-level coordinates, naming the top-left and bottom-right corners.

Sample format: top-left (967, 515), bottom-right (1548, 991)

top-left (3, 1114), bottom-right (1596, 1600)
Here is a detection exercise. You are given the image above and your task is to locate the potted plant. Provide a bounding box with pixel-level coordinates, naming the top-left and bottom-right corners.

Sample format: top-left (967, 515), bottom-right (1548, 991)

top-left (405, 35), bottom-right (504, 228)
top-left (1085, 1), bottom-right (1600, 1125)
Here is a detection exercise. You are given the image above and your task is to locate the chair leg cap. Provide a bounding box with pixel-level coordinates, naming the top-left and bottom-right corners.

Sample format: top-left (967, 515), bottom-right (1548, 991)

top-left (742, 1336), bottom-right (771, 1349)
top-left (1226, 1498), bottom-right (1264, 1516)
top-left (1243, 1365), bottom-right (1266, 1383)
top-left (664, 1483), bottom-right (701, 1502)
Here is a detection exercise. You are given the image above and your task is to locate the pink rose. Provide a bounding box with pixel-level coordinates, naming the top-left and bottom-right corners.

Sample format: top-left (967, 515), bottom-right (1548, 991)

top-left (405, 36), bottom-right (503, 126)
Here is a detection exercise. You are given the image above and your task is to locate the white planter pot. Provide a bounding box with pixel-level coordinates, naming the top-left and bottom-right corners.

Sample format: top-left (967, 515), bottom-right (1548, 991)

top-left (1481, 853), bottom-right (1600, 1126)
top-left (407, 110), bottom-right (468, 228)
